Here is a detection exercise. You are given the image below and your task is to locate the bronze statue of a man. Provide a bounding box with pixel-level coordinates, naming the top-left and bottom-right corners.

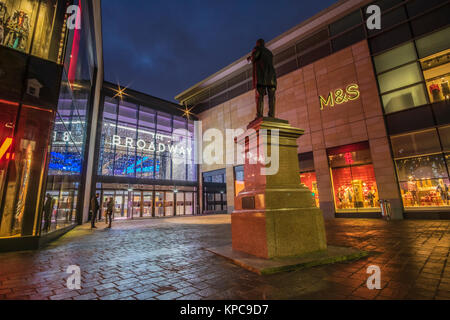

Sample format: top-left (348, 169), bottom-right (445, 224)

top-left (247, 39), bottom-right (277, 118)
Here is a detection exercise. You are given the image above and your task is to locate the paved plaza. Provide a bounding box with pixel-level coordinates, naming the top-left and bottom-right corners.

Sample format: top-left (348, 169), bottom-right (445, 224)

top-left (0, 215), bottom-right (449, 300)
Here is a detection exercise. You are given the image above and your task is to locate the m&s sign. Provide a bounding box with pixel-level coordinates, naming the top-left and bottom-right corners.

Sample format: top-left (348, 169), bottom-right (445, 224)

top-left (319, 83), bottom-right (360, 110)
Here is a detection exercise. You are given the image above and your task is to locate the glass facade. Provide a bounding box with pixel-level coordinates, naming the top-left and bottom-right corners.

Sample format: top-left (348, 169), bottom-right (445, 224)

top-left (43, 0), bottom-right (97, 233)
top-left (97, 96), bottom-right (196, 182)
top-left (203, 169), bottom-right (227, 213)
top-left (391, 128), bottom-right (450, 209)
top-left (374, 26), bottom-right (450, 114)
top-left (328, 142), bottom-right (380, 213)
top-left (0, 0), bottom-right (93, 239)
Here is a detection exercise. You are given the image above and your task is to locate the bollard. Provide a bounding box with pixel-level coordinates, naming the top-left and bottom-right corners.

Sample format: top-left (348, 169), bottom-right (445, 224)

top-left (379, 199), bottom-right (391, 221)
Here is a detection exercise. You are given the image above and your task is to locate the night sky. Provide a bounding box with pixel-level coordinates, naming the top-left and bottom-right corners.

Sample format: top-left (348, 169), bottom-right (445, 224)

top-left (102, 0), bottom-right (337, 102)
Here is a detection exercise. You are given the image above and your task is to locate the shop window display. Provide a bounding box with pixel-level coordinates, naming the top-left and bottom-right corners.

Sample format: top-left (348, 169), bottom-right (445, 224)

top-left (396, 155), bottom-right (450, 208)
top-left (391, 128), bottom-right (450, 209)
top-left (0, 105), bottom-right (54, 237)
top-left (328, 143), bottom-right (380, 212)
top-left (0, 0), bottom-right (69, 62)
top-left (421, 49), bottom-right (450, 103)
top-left (0, 0), bottom-right (38, 53)
top-left (299, 172), bottom-right (320, 208)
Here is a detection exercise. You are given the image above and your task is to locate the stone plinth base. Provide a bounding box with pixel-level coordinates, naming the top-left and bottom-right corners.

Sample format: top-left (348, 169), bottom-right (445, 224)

top-left (232, 208), bottom-right (327, 259)
top-left (207, 245), bottom-right (369, 275)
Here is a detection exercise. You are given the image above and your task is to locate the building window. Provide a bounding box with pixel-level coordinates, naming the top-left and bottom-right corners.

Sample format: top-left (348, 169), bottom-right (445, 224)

top-left (298, 152), bottom-right (319, 208)
top-left (234, 165), bottom-right (244, 197)
top-left (300, 172), bottom-right (320, 208)
top-left (327, 142), bottom-right (380, 213)
top-left (97, 95), bottom-right (196, 182)
top-left (374, 27), bottom-right (450, 114)
top-left (391, 128), bottom-right (450, 209)
top-left (203, 169), bottom-right (227, 213)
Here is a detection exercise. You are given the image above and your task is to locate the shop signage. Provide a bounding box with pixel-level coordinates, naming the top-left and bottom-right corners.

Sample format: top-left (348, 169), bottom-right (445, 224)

top-left (111, 134), bottom-right (192, 157)
top-left (0, 137), bottom-right (13, 160)
top-left (319, 83), bottom-right (360, 110)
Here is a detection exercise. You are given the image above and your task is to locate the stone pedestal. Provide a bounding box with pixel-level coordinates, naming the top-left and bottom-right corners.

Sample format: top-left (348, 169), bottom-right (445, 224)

top-left (232, 117), bottom-right (327, 259)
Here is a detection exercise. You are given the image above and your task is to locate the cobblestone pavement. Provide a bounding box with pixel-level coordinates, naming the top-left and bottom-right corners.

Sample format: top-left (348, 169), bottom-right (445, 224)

top-left (0, 215), bottom-right (449, 300)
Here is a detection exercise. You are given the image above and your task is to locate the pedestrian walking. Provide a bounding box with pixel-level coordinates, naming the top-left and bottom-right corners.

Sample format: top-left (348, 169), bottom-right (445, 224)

top-left (106, 197), bottom-right (114, 228)
top-left (90, 193), bottom-right (100, 229)
top-left (42, 194), bottom-right (53, 232)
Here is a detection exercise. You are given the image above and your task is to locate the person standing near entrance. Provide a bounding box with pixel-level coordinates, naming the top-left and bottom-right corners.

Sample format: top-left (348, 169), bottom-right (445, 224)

top-left (106, 197), bottom-right (114, 228)
top-left (42, 194), bottom-right (53, 232)
top-left (90, 193), bottom-right (100, 229)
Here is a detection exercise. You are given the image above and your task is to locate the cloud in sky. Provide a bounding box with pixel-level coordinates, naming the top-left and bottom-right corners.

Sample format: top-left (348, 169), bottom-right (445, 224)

top-left (102, 0), bottom-right (337, 102)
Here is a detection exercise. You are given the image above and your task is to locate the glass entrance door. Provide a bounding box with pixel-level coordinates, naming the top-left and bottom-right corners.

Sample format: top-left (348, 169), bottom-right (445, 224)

top-left (155, 191), bottom-right (164, 217)
top-left (114, 191), bottom-right (127, 220)
top-left (185, 192), bottom-right (193, 215)
top-left (176, 192), bottom-right (185, 215)
top-left (143, 192), bottom-right (152, 217)
top-left (132, 191), bottom-right (142, 218)
top-left (165, 192), bottom-right (174, 216)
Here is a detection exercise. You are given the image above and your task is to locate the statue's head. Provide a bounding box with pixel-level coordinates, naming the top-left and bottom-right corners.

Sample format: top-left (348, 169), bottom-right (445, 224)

top-left (256, 39), bottom-right (265, 47)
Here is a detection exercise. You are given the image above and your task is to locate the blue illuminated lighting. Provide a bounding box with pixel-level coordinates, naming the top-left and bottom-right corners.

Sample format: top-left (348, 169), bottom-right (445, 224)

top-left (123, 156), bottom-right (160, 175)
top-left (49, 152), bottom-right (82, 174)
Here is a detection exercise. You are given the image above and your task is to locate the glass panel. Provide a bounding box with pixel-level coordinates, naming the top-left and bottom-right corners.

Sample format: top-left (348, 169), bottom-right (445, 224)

top-left (0, 46), bottom-right (27, 101)
top-left (234, 165), bottom-right (244, 197)
top-left (399, 177), bottom-right (450, 208)
top-left (31, 0), bottom-right (68, 62)
top-left (395, 154), bottom-right (448, 182)
top-left (439, 126), bottom-right (450, 152)
top-left (391, 129), bottom-right (442, 158)
top-left (176, 192), bottom-right (184, 215)
top-left (328, 143), bottom-right (380, 212)
top-left (407, 0), bottom-right (446, 18)
top-left (0, 101), bottom-right (18, 210)
top-left (331, 165), bottom-right (380, 212)
top-left (328, 143), bottom-right (372, 168)
top-left (114, 191), bottom-right (127, 220)
top-left (415, 26), bottom-right (450, 59)
top-left (366, 6), bottom-right (406, 36)
top-left (410, 5), bottom-right (450, 38)
top-left (132, 191), bottom-right (141, 218)
top-left (155, 191), bottom-right (164, 217)
top-left (421, 48), bottom-right (450, 103)
top-left (378, 62), bottom-right (423, 94)
top-left (0, 0), bottom-right (39, 54)
top-left (331, 26), bottom-right (365, 52)
top-left (157, 111), bottom-right (171, 133)
top-left (369, 24), bottom-right (412, 54)
top-left (373, 42), bottom-right (417, 74)
top-left (165, 192), bottom-right (174, 216)
top-left (381, 83), bottom-right (428, 114)
top-left (0, 105), bottom-right (53, 237)
top-left (142, 191), bottom-right (152, 217)
top-left (329, 10), bottom-right (361, 36)
top-left (299, 172), bottom-right (320, 208)
top-left (185, 192), bottom-right (193, 215)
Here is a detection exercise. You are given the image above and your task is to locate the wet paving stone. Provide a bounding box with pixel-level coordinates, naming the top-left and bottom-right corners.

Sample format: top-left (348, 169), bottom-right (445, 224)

top-left (0, 215), bottom-right (449, 300)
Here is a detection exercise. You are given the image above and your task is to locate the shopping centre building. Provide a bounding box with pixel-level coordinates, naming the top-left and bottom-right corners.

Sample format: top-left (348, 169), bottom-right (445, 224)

top-left (0, 0), bottom-right (449, 251)
top-left (0, 0), bottom-right (201, 251)
top-left (176, 0), bottom-right (450, 220)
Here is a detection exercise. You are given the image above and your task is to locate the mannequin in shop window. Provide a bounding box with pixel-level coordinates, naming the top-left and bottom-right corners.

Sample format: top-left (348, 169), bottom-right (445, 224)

top-left (407, 176), bottom-right (419, 206)
top-left (4, 10), bottom-right (30, 51)
top-left (441, 78), bottom-right (450, 100)
top-left (429, 82), bottom-right (441, 102)
top-left (436, 179), bottom-right (449, 206)
top-left (0, 2), bottom-right (7, 45)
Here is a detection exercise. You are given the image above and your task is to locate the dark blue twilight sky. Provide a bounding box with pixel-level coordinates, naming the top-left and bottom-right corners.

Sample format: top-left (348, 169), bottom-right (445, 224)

top-left (102, 0), bottom-right (337, 102)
